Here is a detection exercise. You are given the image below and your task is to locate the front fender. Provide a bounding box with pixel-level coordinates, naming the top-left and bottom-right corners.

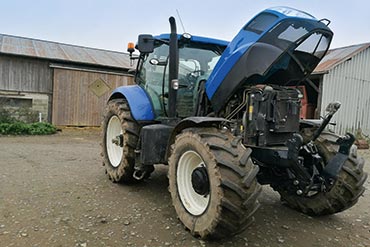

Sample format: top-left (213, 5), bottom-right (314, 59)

top-left (173, 117), bottom-right (229, 133)
top-left (109, 85), bottom-right (155, 121)
top-left (299, 119), bottom-right (322, 129)
top-left (166, 117), bottom-right (230, 160)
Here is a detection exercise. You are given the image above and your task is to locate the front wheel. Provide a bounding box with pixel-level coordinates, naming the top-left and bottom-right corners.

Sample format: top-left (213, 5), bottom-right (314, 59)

top-left (168, 128), bottom-right (261, 239)
top-left (101, 99), bottom-right (139, 183)
top-left (275, 132), bottom-right (367, 216)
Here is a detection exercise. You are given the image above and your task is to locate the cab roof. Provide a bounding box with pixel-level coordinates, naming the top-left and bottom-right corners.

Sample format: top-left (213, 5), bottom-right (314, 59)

top-left (155, 34), bottom-right (229, 47)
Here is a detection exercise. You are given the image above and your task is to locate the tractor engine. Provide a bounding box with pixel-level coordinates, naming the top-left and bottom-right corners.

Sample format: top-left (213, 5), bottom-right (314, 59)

top-left (243, 85), bottom-right (301, 147)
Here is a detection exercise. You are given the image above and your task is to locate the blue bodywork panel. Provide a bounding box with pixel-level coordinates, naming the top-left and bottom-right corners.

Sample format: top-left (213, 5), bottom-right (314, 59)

top-left (109, 85), bottom-right (155, 121)
top-left (155, 34), bottom-right (229, 47)
top-left (205, 7), bottom-right (317, 99)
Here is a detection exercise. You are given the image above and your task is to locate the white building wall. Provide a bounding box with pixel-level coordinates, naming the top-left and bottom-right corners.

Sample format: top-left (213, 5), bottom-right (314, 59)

top-left (321, 47), bottom-right (370, 135)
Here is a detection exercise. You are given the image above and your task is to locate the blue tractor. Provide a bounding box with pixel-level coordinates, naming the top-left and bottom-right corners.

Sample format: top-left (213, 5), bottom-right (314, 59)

top-left (101, 7), bottom-right (367, 238)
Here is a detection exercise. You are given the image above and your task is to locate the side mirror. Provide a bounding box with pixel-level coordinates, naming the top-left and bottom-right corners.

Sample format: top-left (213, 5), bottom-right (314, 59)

top-left (138, 34), bottom-right (154, 53)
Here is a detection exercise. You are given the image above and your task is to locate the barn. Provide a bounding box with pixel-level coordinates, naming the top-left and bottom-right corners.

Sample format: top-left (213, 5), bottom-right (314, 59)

top-left (0, 33), bottom-right (134, 126)
top-left (311, 43), bottom-right (370, 135)
top-left (1, 33), bottom-right (369, 134)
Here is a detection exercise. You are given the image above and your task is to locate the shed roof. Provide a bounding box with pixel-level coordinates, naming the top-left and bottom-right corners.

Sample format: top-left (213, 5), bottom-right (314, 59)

top-left (0, 33), bottom-right (133, 70)
top-left (314, 42), bottom-right (370, 74)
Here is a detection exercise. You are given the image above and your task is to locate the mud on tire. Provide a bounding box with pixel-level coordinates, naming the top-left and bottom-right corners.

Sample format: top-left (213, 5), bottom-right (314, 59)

top-left (276, 132), bottom-right (367, 216)
top-left (168, 128), bottom-right (261, 239)
top-left (101, 99), bottom-right (140, 183)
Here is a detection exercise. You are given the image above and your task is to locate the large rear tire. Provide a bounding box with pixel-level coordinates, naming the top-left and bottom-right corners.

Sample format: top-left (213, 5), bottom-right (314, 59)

top-left (101, 99), bottom-right (139, 183)
top-left (275, 132), bottom-right (367, 216)
top-left (168, 128), bottom-right (261, 239)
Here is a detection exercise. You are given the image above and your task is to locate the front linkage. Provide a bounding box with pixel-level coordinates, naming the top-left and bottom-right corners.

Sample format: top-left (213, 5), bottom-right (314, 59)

top-left (253, 101), bottom-right (355, 197)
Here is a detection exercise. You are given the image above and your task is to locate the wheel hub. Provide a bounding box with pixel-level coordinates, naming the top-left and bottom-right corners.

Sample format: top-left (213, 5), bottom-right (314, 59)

top-left (177, 150), bottom-right (210, 216)
top-left (106, 115), bottom-right (123, 168)
top-left (112, 134), bottom-right (123, 147)
top-left (191, 166), bottom-right (210, 196)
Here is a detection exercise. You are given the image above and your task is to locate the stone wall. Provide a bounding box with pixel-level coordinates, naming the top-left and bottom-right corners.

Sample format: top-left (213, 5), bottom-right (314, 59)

top-left (0, 90), bottom-right (50, 122)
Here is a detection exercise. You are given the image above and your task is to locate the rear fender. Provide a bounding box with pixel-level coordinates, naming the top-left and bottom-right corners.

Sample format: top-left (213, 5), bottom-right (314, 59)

top-left (109, 85), bottom-right (155, 121)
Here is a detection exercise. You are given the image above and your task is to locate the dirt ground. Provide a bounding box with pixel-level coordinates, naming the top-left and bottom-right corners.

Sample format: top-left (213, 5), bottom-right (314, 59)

top-left (0, 128), bottom-right (369, 247)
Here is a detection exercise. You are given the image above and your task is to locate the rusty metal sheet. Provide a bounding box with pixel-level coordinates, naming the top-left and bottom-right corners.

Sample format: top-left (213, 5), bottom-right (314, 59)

top-left (0, 33), bottom-right (133, 69)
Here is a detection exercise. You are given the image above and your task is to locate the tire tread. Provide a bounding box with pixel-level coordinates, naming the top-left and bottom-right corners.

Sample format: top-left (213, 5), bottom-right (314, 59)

top-left (275, 132), bottom-right (367, 216)
top-left (168, 128), bottom-right (261, 239)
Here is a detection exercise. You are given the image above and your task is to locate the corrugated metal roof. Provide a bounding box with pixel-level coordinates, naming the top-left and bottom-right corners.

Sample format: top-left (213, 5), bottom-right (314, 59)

top-left (0, 33), bottom-right (133, 70)
top-left (314, 43), bottom-right (370, 74)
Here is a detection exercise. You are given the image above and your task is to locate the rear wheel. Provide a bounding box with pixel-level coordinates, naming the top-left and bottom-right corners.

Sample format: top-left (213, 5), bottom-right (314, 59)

top-left (168, 128), bottom-right (261, 239)
top-left (275, 132), bottom-right (367, 216)
top-left (101, 99), bottom-right (139, 183)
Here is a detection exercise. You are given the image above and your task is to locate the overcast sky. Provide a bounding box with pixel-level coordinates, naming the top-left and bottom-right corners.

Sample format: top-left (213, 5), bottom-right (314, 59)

top-left (1, 0), bottom-right (369, 52)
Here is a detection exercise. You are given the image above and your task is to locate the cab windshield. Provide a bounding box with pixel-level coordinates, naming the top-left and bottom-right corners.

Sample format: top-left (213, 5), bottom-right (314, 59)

top-left (137, 42), bottom-right (224, 118)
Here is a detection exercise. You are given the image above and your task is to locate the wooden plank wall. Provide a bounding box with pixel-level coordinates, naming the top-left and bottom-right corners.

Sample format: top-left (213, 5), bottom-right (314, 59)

top-left (0, 54), bottom-right (52, 93)
top-left (52, 68), bottom-right (134, 126)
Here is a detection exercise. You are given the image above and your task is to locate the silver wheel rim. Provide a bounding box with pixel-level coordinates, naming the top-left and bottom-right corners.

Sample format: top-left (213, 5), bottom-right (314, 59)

top-left (106, 115), bottom-right (123, 168)
top-left (177, 150), bottom-right (210, 216)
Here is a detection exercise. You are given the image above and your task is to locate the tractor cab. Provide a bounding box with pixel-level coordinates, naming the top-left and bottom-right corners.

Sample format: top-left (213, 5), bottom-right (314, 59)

top-left (134, 34), bottom-right (228, 118)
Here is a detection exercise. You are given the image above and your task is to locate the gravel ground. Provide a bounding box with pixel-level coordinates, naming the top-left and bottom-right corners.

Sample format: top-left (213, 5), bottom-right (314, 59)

top-left (0, 128), bottom-right (369, 247)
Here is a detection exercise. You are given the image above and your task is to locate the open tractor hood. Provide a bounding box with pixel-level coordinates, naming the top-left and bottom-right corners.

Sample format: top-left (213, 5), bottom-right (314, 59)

top-left (206, 7), bottom-right (333, 113)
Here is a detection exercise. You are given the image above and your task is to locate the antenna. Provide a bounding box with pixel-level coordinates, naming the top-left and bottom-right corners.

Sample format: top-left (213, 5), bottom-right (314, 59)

top-left (176, 9), bottom-right (186, 33)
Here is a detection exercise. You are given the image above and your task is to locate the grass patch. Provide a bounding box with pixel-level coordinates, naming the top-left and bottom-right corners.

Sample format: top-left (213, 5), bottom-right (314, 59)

top-left (0, 122), bottom-right (57, 135)
top-left (0, 106), bottom-right (56, 136)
